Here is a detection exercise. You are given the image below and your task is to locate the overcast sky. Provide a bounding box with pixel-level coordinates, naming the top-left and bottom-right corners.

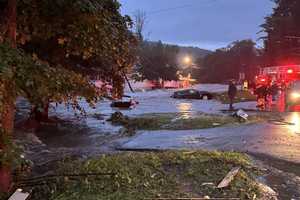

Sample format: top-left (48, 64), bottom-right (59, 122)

top-left (119, 0), bottom-right (275, 50)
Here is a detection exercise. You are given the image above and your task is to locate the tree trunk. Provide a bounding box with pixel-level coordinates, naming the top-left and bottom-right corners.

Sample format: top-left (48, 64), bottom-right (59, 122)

top-left (0, 0), bottom-right (17, 193)
top-left (32, 103), bottom-right (49, 122)
top-left (5, 0), bottom-right (16, 48)
top-left (0, 166), bottom-right (11, 193)
top-left (1, 97), bottom-right (15, 134)
top-left (112, 72), bottom-right (124, 100)
top-left (123, 71), bottom-right (134, 93)
top-left (1, 0), bottom-right (17, 132)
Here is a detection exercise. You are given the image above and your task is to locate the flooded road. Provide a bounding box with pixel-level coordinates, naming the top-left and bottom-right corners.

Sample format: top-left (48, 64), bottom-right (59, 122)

top-left (17, 84), bottom-right (300, 198)
top-left (21, 84), bottom-right (300, 164)
top-left (119, 118), bottom-right (300, 163)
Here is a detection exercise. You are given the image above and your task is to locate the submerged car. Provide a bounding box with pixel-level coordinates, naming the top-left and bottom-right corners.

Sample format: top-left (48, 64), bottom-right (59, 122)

top-left (171, 89), bottom-right (213, 100)
top-left (111, 95), bottom-right (139, 109)
top-left (285, 80), bottom-right (300, 108)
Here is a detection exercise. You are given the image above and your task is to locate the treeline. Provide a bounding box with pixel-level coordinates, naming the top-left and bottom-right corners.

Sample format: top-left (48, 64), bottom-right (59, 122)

top-left (200, 40), bottom-right (261, 83)
top-left (134, 40), bottom-right (211, 82)
top-left (262, 0), bottom-right (300, 66)
top-left (136, 0), bottom-right (300, 83)
top-left (202, 0), bottom-right (300, 82)
top-left (135, 39), bottom-right (260, 83)
top-left (135, 41), bottom-right (180, 81)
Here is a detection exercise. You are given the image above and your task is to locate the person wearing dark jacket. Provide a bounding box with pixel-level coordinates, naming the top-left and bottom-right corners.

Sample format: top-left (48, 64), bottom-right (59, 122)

top-left (228, 80), bottom-right (237, 110)
top-left (254, 84), bottom-right (268, 109)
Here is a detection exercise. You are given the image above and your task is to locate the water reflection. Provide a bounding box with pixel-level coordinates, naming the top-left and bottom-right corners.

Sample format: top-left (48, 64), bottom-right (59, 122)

top-left (176, 102), bottom-right (193, 119)
top-left (289, 112), bottom-right (300, 134)
top-left (274, 91), bottom-right (286, 112)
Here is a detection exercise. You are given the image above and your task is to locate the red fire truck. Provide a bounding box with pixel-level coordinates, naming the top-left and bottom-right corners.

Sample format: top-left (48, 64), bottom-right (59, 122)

top-left (256, 65), bottom-right (300, 109)
top-left (256, 65), bottom-right (300, 88)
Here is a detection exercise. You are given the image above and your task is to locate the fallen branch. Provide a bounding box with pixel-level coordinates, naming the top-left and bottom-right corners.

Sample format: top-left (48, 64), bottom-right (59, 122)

top-left (217, 167), bottom-right (241, 188)
top-left (17, 172), bottom-right (115, 184)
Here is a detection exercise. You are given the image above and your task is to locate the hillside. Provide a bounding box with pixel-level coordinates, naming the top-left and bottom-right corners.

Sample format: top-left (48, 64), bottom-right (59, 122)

top-left (179, 45), bottom-right (212, 58)
top-left (146, 41), bottom-right (212, 59)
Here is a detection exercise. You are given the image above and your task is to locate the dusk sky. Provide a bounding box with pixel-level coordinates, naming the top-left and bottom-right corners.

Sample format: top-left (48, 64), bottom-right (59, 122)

top-left (119, 0), bottom-right (275, 50)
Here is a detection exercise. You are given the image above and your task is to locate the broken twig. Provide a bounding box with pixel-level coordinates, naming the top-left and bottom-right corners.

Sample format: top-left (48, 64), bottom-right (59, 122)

top-left (217, 167), bottom-right (241, 188)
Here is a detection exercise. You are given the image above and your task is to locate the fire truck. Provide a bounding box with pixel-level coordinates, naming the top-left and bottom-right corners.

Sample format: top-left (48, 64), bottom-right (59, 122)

top-left (256, 65), bottom-right (300, 88)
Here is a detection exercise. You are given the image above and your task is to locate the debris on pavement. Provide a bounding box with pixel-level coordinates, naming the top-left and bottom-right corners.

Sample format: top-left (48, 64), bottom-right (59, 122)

top-left (257, 182), bottom-right (278, 200)
top-left (217, 166), bottom-right (241, 188)
top-left (107, 112), bottom-right (128, 124)
top-left (232, 109), bottom-right (249, 122)
top-left (201, 182), bottom-right (215, 186)
top-left (212, 122), bottom-right (221, 126)
top-left (8, 189), bottom-right (30, 200)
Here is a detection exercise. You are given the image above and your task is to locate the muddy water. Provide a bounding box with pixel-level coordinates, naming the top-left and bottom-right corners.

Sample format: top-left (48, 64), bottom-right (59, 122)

top-left (14, 85), bottom-right (244, 175)
top-left (30, 86), bottom-right (236, 151)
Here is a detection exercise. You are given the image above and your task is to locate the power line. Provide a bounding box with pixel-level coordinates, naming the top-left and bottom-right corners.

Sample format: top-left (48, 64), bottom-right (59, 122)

top-left (147, 0), bottom-right (218, 15)
top-left (148, 4), bottom-right (193, 15)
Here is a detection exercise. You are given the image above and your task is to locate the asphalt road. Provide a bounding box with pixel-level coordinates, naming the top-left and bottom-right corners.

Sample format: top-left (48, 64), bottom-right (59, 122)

top-left (119, 114), bottom-right (300, 164)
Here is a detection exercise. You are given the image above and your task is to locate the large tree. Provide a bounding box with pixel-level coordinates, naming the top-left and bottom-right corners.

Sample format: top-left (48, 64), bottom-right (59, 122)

top-left (201, 40), bottom-right (259, 83)
top-left (262, 0), bottom-right (300, 66)
top-left (16, 0), bottom-right (136, 98)
top-left (0, 0), bottom-right (136, 122)
top-left (0, 0), bottom-right (136, 192)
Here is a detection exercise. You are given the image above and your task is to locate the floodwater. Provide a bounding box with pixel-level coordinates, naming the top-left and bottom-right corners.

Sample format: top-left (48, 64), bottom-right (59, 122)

top-left (16, 84), bottom-right (300, 159)
top-left (17, 84), bottom-right (300, 198)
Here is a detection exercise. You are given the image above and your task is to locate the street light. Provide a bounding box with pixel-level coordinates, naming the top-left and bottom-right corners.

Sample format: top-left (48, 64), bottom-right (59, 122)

top-left (183, 56), bottom-right (192, 65)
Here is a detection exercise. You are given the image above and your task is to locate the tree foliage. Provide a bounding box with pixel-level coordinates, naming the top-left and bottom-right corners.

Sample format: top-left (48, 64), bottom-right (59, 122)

top-left (136, 41), bottom-right (179, 81)
top-left (261, 0), bottom-right (300, 65)
top-left (17, 0), bottom-right (135, 64)
top-left (201, 40), bottom-right (259, 83)
top-left (0, 0), bottom-right (137, 128)
top-left (0, 43), bottom-right (99, 113)
top-left (1, 0), bottom-right (137, 91)
top-left (0, 0), bottom-right (137, 113)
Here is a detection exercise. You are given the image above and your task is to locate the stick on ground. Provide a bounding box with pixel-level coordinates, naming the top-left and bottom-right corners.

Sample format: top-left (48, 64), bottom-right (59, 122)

top-left (217, 166), bottom-right (241, 188)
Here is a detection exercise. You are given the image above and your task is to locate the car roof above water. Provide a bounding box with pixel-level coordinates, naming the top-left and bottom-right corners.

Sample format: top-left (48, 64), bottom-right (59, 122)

top-left (176, 89), bottom-right (197, 92)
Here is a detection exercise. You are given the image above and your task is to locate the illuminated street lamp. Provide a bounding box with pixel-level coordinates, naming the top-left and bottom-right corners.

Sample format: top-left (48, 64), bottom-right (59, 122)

top-left (183, 56), bottom-right (192, 65)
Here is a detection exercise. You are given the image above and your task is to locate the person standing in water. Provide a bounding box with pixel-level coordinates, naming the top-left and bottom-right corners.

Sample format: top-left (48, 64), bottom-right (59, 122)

top-left (228, 80), bottom-right (237, 110)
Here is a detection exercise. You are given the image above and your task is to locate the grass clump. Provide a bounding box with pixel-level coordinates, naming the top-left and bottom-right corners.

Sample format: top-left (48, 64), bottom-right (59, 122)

top-left (108, 112), bottom-right (173, 135)
top-left (109, 112), bottom-right (270, 135)
top-left (165, 115), bottom-right (237, 130)
top-left (29, 151), bottom-right (261, 200)
top-left (214, 90), bottom-right (257, 104)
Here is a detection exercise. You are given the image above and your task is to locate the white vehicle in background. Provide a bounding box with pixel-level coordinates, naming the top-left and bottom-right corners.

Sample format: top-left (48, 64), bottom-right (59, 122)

top-left (285, 80), bottom-right (300, 108)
